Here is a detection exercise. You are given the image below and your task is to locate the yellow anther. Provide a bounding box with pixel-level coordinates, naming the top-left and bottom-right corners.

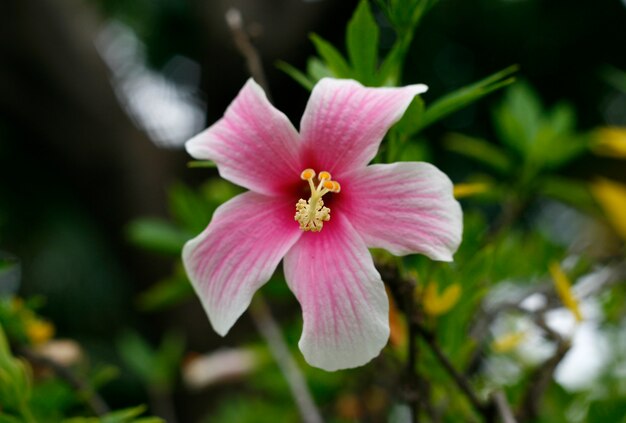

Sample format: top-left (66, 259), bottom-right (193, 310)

top-left (318, 171), bottom-right (332, 181)
top-left (300, 168), bottom-right (316, 180)
top-left (295, 168), bottom-right (341, 232)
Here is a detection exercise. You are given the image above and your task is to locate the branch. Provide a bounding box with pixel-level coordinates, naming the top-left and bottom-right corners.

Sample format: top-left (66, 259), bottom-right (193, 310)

top-left (249, 295), bottom-right (323, 423)
top-left (516, 312), bottom-right (571, 422)
top-left (491, 390), bottom-right (518, 423)
top-left (379, 263), bottom-right (491, 420)
top-left (16, 346), bottom-right (109, 416)
top-left (224, 9), bottom-right (322, 422)
top-left (225, 8), bottom-right (271, 98)
top-left (414, 325), bottom-right (487, 415)
top-left (404, 275), bottom-right (421, 422)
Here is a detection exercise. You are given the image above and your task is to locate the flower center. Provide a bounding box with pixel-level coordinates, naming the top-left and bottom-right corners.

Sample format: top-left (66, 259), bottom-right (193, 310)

top-left (294, 168), bottom-right (341, 232)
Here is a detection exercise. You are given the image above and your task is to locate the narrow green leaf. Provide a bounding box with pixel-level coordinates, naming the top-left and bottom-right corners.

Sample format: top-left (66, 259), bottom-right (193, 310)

top-left (376, 38), bottom-right (407, 86)
top-left (153, 332), bottom-right (185, 388)
top-left (138, 273), bottom-right (194, 311)
top-left (275, 61), bottom-right (314, 91)
top-left (444, 133), bottom-right (512, 174)
top-left (117, 333), bottom-right (154, 382)
top-left (307, 57), bottom-right (332, 82)
top-left (187, 160), bottom-right (216, 168)
top-left (168, 182), bottom-right (213, 233)
top-left (601, 65), bottom-right (626, 94)
top-left (419, 65), bottom-right (519, 132)
top-left (493, 80), bottom-right (542, 155)
top-left (310, 33), bottom-right (352, 78)
top-left (126, 219), bottom-right (188, 255)
top-left (538, 176), bottom-right (598, 214)
top-left (393, 96), bottom-right (425, 134)
top-left (346, 0), bottom-right (379, 84)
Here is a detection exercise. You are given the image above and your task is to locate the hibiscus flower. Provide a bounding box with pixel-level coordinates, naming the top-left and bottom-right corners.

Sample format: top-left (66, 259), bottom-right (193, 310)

top-left (183, 78), bottom-right (462, 371)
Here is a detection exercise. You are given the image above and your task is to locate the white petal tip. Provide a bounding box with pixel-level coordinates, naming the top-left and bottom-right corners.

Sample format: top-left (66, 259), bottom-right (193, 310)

top-left (411, 84), bottom-right (428, 95)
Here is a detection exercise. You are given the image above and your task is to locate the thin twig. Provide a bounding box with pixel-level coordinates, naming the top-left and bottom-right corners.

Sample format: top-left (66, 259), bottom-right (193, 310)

top-left (516, 312), bottom-right (571, 422)
top-left (16, 346), bottom-right (109, 416)
top-left (491, 390), bottom-right (518, 423)
top-left (405, 276), bottom-right (421, 422)
top-left (224, 8), bottom-right (323, 422)
top-left (379, 263), bottom-right (489, 419)
top-left (225, 8), bottom-right (271, 98)
top-left (415, 325), bottom-right (487, 416)
top-left (249, 295), bottom-right (323, 423)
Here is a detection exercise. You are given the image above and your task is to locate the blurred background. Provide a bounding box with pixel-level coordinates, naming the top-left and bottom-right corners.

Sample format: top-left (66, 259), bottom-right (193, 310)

top-left (1, 0), bottom-right (626, 421)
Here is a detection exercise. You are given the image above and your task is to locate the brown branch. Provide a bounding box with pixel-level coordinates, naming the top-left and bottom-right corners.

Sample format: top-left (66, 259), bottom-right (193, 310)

top-left (491, 390), bottom-right (518, 423)
top-left (379, 263), bottom-right (491, 420)
top-left (516, 312), bottom-right (571, 422)
top-left (16, 346), bottom-right (109, 416)
top-left (415, 325), bottom-right (488, 416)
top-left (404, 275), bottom-right (421, 422)
top-left (225, 8), bottom-right (271, 98)
top-left (249, 295), bottom-right (323, 423)
top-left (224, 9), bottom-right (322, 422)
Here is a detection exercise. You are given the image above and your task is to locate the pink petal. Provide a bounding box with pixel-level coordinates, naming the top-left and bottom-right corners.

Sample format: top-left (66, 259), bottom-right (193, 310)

top-left (299, 78), bottom-right (427, 175)
top-left (186, 79), bottom-right (301, 196)
top-left (283, 214), bottom-right (389, 371)
top-left (343, 162), bottom-right (463, 261)
top-left (183, 192), bottom-right (301, 336)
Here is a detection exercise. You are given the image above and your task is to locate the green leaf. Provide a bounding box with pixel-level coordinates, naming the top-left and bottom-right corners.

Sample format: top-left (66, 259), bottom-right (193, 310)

top-left (493, 80), bottom-right (542, 155)
top-left (186, 160), bottom-right (216, 168)
top-left (419, 65), bottom-right (518, 132)
top-left (168, 182), bottom-right (213, 234)
top-left (309, 34), bottom-right (352, 78)
top-left (0, 325), bottom-right (32, 416)
top-left (307, 58), bottom-right (332, 82)
top-left (375, 38), bottom-right (406, 86)
top-left (587, 399), bottom-right (626, 423)
top-left (537, 176), bottom-right (598, 213)
top-left (601, 65), bottom-right (626, 94)
top-left (117, 331), bottom-right (184, 390)
top-left (126, 218), bottom-right (188, 255)
top-left (397, 138), bottom-right (432, 162)
top-left (444, 133), bottom-right (512, 174)
top-left (346, 0), bottom-right (379, 84)
top-left (393, 96), bottom-right (425, 134)
top-left (100, 405), bottom-right (163, 423)
top-left (530, 103), bottom-right (586, 168)
top-left (153, 332), bottom-right (185, 389)
top-left (117, 332), bottom-right (154, 382)
top-left (138, 271), bottom-right (194, 312)
top-left (275, 61), bottom-right (314, 91)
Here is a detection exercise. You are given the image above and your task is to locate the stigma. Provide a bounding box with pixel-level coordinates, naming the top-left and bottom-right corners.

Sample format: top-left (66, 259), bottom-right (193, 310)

top-left (294, 168), bottom-right (341, 232)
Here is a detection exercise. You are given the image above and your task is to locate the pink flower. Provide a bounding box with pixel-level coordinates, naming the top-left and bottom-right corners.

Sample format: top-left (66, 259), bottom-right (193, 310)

top-left (183, 78), bottom-right (462, 371)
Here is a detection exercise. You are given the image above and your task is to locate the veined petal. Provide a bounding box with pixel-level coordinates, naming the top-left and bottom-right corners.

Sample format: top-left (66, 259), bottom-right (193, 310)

top-left (284, 214), bottom-right (389, 371)
top-left (343, 162), bottom-right (462, 261)
top-left (183, 192), bottom-right (301, 336)
top-left (186, 79), bottom-right (301, 195)
top-left (299, 78), bottom-right (427, 174)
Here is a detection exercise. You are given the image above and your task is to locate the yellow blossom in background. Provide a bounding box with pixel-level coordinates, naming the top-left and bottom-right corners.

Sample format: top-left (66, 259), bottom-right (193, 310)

top-left (591, 127), bottom-right (626, 158)
top-left (453, 182), bottom-right (490, 199)
top-left (592, 178), bottom-right (626, 241)
top-left (26, 319), bottom-right (55, 346)
top-left (422, 282), bottom-right (462, 316)
top-left (491, 331), bottom-right (526, 353)
top-left (549, 262), bottom-right (583, 322)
